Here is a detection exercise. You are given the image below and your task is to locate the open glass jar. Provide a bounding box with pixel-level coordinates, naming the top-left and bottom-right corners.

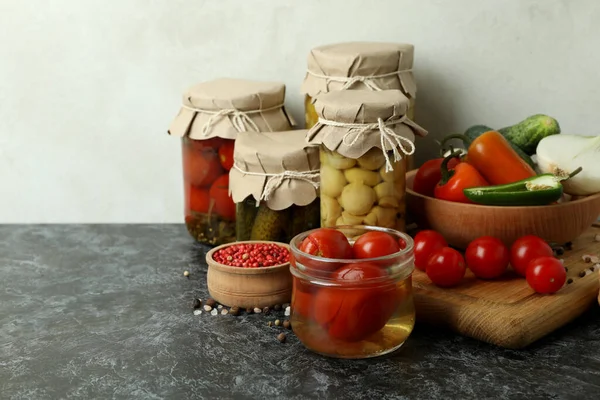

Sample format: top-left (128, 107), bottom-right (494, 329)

top-left (289, 226), bottom-right (416, 359)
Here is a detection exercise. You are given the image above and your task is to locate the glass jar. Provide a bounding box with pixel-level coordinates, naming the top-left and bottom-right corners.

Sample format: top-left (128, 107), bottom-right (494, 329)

top-left (236, 196), bottom-right (320, 243)
top-left (320, 147), bottom-right (407, 232)
top-left (182, 136), bottom-right (236, 245)
top-left (289, 226), bottom-right (415, 359)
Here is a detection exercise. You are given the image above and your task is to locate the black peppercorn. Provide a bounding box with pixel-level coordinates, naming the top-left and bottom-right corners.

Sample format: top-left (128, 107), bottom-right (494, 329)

top-left (567, 278), bottom-right (573, 284)
top-left (564, 267), bottom-right (568, 272)
top-left (246, 307), bottom-right (253, 314)
top-left (565, 242), bottom-right (573, 251)
top-left (263, 307), bottom-right (270, 315)
top-left (579, 270), bottom-right (586, 278)
top-left (277, 333), bottom-right (286, 343)
top-left (192, 298), bottom-right (202, 309)
top-left (273, 304), bottom-right (282, 311)
top-left (283, 320), bottom-right (291, 330)
top-left (206, 298), bottom-right (217, 307)
top-left (554, 247), bottom-right (564, 256)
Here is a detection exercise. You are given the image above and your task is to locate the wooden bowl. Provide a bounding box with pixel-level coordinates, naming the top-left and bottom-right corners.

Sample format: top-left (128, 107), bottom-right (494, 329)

top-left (206, 241), bottom-right (292, 308)
top-left (406, 169), bottom-right (600, 249)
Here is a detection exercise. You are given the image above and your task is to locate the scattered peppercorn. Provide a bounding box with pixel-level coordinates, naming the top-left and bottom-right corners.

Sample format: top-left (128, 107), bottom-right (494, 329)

top-left (567, 278), bottom-right (573, 284)
top-left (283, 320), bottom-right (291, 330)
top-left (192, 298), bottom-right (202, 309)
top-left (183, 270), bottom-right (190, 277)
top-left (564, 267), bottom-right (568, 272)
top-left (246, 307), bottom-right (253, 314)
top-left (277, 333), bottom-right (287, 343)
top-left (273, 304), bottom-right (282, 311)
top-left (590, 266), bottom-right (596, 272)
top-left (263, 307), bottom-right (270, 315)
top-left (554, 247), bottom-right (564, 256)
top-left (210, 309), bottom-right (218, 316)
top-left (267, 321), bottom-right (273, 327)
top-left (206, 298), bottom-right (217, 307)
top-left (274, 319), bottom-right (281, 327)
top-left (230, 306), bottom-right (240, 316)
top-left (583, 255), bottom-right (592, 263)
top-left (253, 307), bottom-right (262, 314)
top-left (221, 309), bottom-right (229, 315)
top-left (579, 270), bottom-right (587, 277)
top-left (565, 242), bottom-right (573, 250)
top-left (203, 305), bottom-right (212, 312)
top-left (211, 243), bottom-right (290, 268)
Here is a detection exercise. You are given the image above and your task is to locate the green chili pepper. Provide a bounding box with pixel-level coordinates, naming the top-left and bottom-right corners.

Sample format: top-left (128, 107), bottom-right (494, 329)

top-left (463, 167), bottom-right (582, 206)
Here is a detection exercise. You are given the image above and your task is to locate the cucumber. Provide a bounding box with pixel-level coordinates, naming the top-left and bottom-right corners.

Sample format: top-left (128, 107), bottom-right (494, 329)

top-left (463, 125), bottom-right (537, 170)
top-left (499, 114), bottom-right (560, 155)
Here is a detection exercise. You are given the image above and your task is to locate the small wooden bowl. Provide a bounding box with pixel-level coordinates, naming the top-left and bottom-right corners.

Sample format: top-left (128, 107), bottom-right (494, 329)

top-left (206, 241), bottom-right (292, 308)
top-left (406, 169), bottom-right (600, 249)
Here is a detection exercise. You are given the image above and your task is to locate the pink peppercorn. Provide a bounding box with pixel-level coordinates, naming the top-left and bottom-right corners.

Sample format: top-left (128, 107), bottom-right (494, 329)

top-left (213, 243), bottom-right (290, 268)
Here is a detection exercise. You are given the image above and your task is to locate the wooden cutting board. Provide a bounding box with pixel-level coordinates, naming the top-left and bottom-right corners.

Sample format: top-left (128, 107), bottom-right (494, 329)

top-left (412, 224), bottom-right (600, 349)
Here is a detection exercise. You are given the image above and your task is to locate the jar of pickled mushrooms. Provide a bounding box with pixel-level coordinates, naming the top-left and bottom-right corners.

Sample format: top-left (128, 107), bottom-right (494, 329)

top-left (306, 90), bottom-right (427, 232)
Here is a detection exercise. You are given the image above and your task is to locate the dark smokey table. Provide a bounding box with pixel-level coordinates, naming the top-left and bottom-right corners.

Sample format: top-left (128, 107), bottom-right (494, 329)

top-left (1, 225), bottom-right (599, 400)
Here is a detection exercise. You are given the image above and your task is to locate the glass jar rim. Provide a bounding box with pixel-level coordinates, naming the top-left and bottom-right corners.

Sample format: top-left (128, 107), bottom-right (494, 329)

top-left (289, 225), bottom-right (415, 284)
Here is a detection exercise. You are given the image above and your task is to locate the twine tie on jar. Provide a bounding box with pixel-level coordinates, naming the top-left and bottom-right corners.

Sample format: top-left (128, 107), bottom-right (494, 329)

top-left (232, 164), bottom-right (320, 202)
top-left (306, 69), bottom-right (412, 91)
top-left (317, 117), bottom-right (415, 173)
top-left (181, 103), bottom-right (286, 136)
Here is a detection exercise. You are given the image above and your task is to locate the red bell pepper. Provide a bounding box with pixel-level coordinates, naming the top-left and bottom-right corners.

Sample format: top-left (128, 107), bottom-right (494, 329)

top-left (413, 156), bottom-right (460, 197)
top-left (434, 151), bottom-right (489, 203)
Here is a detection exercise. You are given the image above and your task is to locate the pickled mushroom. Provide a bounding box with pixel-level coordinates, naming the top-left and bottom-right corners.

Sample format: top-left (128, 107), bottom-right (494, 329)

top-left (378, 196), bottom-right (400, 208)
top-left (339, 182), bottom-right (377, 216)
top-left (368, 206), bottom-right (397, 228)
top-left (362, 212), bottom-right (378, 226)
top-left (321, 195), bottom-right (342, 227)
top-left (379, 161), bottom-right (405, 183)
top-left (323, 150), bottom-right (356, 170)
top-left (374, 181), bottom-right (397, 200)
top-left (321, 164), bottom-right (347, 198)
top-left (344, 168), bottom-right (381, 187)
top-left (357, 148), bottom-right (386, 170)
top-left (341, 211), bottom-right (367, 225)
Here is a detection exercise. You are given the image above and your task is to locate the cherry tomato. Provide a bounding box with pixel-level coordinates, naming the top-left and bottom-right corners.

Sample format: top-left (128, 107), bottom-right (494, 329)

top-left (314, 263), bottom-right (397, 342)
top-left (413, 230), bottom-right (447, 271)
top-left (425, 247), bottom-right (466, 287)
top-left (188, 186), bottom-right (210, 214)
top-left (413, 157), bottom-right (460, 197)
top-left (526, 256), bottom-right (566, 294)
top-left (208, 174), bottom-right (236, 221)
top-left (218, 140), bottom-right (235, 171)
top-left (352, 231), bottom-right (400, 259)
top-left (298, 228), bottom-right (353, 273)
top-left (398, 238), bottom-right (407, 250)
top-left (182, 142), bottom-right (224, 187)
top-left (510, 235), bottom-right (553, 276)
top-left (465, 236), bottom-right (509, 279)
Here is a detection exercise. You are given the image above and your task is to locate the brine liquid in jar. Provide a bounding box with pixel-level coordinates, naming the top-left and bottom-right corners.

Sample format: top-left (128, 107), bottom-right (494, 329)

top-left (319, 146), bottom-right (406, 232)
top-left (182, 136), bottom-right (236, 245)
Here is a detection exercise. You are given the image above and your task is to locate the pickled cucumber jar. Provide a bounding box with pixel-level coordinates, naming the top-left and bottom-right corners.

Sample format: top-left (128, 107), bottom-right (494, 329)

top-left (230, 130), bottom-right (321, 243)
top-left (306, 90), bottom-right (427, 232)
top-left (301, 42), bottom-right (418, 169)
top-left (168, 78), bottom-right (295, 246)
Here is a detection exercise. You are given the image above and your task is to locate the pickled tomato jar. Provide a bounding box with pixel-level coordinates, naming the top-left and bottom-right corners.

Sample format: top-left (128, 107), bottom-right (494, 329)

top-left (289, 226), bottom-right (416, 359)
top-left (168, 78), bottom-right (295, 245)
top-left (301, 42), bottom-right (418, 168)
top-left (306, 90), bottom-right (427, 233)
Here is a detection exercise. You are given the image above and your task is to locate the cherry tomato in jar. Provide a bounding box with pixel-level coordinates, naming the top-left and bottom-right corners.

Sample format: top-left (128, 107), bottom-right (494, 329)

top-left (291, 277), bottom-right (315, 319)
top-left (465, 236), bottom-right (510, 279)
top-left (208, 174), bottom-right (236, 221)
top-left (313, 262), bottom-right (397, 342)
top-left (425, 247), bottom-right (466, 287)
top-left (526, 256), bottom-right (566, 294)
top-left (398, 238), bottom-right (407, 250)
top-left (413, 157), bottom-right (461, 197)
top-left (297, 228), bottom-right (353, 273)
top-left (187, 186), bottom-right (210, 214)
top-left (510, 235), bottom-right (553, 276)
top-left (413, 230), bottom-right (447, 271)
top-left (182, 141), bottom-right (224, 187)
top-left (218, 140), bottom-right (235, 171)
top-left (352, 231), bottom-right (400, 259)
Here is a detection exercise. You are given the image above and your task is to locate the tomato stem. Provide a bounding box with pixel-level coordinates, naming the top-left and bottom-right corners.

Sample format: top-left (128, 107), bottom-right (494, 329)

top-left (439, 150), bottom-right (462, 186)
top-left (439, 134), bottom-right (472, 154)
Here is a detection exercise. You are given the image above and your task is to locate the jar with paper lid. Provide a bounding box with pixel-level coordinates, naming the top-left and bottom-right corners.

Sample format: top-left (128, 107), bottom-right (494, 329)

top-left (230, 129), bottom-right (321, 243)
top-left (301, 42), bottom-right (417, 129)
top-left (168, 78), bottom-right (295, 246)
top-left (306, 90), bottom-right (427, 232)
